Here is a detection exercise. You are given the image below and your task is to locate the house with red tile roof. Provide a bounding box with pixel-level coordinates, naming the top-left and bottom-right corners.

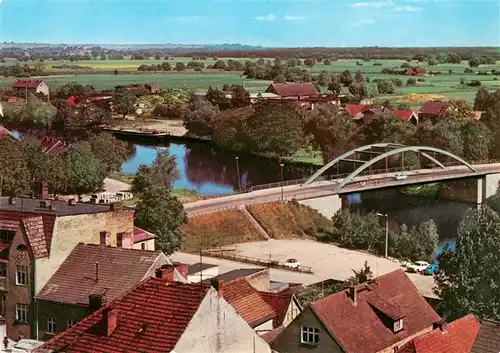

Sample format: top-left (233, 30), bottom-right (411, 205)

top-left (270, 269), bottom-right (441, 353)
top-left (0, 196), bottom-right (136, 341)
top-left (398, 314), bottom-right (480, 353)
top-left (12, 80), bottom-right (49, 96)
top-left (418, 101), bottom-right (448, 120)
top-left (344, 104), bottom-right (375, 119)
top-left (34, 244), bottom-right (180, 340)
top-left (471, 318), bottom-right (500, 353)
top-left (211, 267), bottom-right (270, 291)
top-left (132, 226), bottom-right (156, 250)
top-left (392, 109), bottom-right (419, 124)
top-left (404, 68), bottom-right (427, 76)
top-left (36, 275), bottom-right (272, 353)
top-left (265, 82), bottom-right (319, 99)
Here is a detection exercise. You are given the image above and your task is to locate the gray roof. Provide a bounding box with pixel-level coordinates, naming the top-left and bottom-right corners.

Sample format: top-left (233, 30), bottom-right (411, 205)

top-left (471, 319), bottom-right (500, 353)
top-left (0, 197), bottom-right (113, 216)
top-left (213, 268), bottom-right (265, 283)
top-left (187, 262), bottom-right (218, 275)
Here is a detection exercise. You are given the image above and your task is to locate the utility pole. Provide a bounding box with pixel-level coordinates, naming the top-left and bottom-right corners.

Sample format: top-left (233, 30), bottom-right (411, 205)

top-left (377, 213), bottom-right (389, 258)
top-left (235, 157), bottom-right (241, 191)
top-left (280, 163), bottom-right (284, 202)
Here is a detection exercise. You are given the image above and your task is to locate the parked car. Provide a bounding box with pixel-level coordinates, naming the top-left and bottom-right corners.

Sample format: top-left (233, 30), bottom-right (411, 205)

top-left (423, 264), bottom-right (439, 275)
top-left (406, 261), bottom-right (430, 273)
top-left (284, 258), bottom-right (300, 269)
top-left (394, 173), bottom-right (408, 181)
top-left (400, 260), bottom-right (412, 268)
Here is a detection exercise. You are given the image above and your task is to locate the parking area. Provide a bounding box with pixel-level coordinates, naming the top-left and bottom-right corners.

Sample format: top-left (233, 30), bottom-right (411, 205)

top-left (171, 239), bottom-right (437, 298)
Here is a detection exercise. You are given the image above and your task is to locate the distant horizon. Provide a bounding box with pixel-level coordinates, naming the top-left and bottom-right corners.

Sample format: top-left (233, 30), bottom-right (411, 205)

top-left (0, 0), bottom-right (498, 47)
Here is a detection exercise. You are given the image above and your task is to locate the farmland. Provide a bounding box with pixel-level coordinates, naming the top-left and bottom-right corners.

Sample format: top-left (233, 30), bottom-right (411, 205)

top-left (0, 57), bottom-right (498, 102)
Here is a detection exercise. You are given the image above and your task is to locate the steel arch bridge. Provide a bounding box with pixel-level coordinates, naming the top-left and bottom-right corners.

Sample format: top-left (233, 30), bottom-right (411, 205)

top-left (303, 143), bottom-right (477, 189)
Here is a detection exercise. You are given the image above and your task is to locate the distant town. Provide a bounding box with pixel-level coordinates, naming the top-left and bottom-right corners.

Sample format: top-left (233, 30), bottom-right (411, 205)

top-left (0, 32), bottom-right (499, 353)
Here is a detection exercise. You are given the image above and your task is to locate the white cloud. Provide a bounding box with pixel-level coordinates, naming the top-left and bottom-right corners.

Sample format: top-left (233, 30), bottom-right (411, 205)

top-left (284, 15), bottom-right (307, 21)
top-left (351, 1), bottom-right (393, 8)
top-left (352, 19), bottom-right (376, 26)
top-left (253, 14), bottom-right (276, 21)
top-left (393, 5), bottom-right (423, 11)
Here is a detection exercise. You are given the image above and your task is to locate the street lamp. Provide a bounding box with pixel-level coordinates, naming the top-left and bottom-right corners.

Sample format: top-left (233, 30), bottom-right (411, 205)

top-left (235, 157), bottom-right (241, 191)
top-left (280, 163), bottom-right (284, 202)
top-left (376, 213), bottom-right (389, 259)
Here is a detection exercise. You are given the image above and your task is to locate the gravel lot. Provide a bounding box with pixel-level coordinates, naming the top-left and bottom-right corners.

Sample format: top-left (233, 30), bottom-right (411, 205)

top-left (171, 239), bottom-right (437, 298)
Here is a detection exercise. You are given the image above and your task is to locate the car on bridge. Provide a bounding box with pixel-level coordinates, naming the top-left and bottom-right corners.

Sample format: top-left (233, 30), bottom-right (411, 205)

top-left (406, 261), bottom-right (430, 273)
top-left (394, 173), bottom-right (408, 181)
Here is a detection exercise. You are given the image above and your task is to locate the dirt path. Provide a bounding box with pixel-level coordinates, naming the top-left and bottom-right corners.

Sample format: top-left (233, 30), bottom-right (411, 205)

top-left (113, 118), bottom-right (187, 136)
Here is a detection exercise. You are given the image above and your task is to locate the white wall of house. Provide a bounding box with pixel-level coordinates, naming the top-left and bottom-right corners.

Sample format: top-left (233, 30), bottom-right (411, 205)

top-left (187, 267), bottom-right (219, 283)
top-left (254, 319), bottom-right (274, 333)
top-left (132, 239), bottom-right (155, 251)
top-left (174, 288), bottom-right (271, 353)
top-left (36, 82), bottom-right (50, 96)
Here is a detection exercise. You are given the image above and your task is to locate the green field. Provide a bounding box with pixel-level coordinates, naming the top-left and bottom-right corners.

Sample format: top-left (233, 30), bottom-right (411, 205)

top-left (1, 58), bottom-right (498, 102)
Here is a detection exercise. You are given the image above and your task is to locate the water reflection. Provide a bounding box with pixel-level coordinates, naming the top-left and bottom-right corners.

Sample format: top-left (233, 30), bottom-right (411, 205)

top-left (121, 142), bottom-right (311, 196)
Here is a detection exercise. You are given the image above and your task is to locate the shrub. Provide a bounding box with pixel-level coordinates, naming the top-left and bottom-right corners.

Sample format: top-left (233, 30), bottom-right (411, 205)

top-left (401, 62), bottom-right (411, 68)
top-left (417, 78), bottom-right (426, 82)
top-left (391, 78), bottom-right (403, 87)
top-left (468, 80), bottom-right (482, 87)
top-left (373, 63), bottom-right (382, 66)
top-left (406, 78), bottom-right (417, 86)
top-left (464, 68), bottom-right (474, 74)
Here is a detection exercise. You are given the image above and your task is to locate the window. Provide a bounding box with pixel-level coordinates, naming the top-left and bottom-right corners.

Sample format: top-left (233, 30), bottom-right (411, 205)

top-left (300, 326), bottom-right (319, 346)
top-left (47, 318), bottom-right (56, 333)
top-left (0, 294), bottom-right (5, 317)
top-left (67, 320), bottom-right (75, 329)
top-left (394, 318), bottom-right (404, 332)
top-left (0, 230), bottom-right (14, 242)
top-left (0, 264), bottom-right (6, 278)
top-left (141, 242), bottom-right (146, 250)
top-left (16, 303), bottom-right (28, 323)
top-left (16, 265), bottom-right (28, 285)
top-left (116, 233), bottom-right (123, 247)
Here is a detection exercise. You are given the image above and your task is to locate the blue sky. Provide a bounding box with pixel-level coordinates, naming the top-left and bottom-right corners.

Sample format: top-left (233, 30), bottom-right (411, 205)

top-left (0, 0), bottom-right (498, 47)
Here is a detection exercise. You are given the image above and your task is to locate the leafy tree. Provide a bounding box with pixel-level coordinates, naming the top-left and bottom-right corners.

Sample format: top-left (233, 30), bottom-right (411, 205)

top-left (45, 155), bottom-right (69, 195)
top-left (304, 58), bottom-right (315, 67)
top-left (348, 82), bottom-right (367, 98)
top-left (33, 105), bottom-right (57, 130)
top-left (244, 102), bottom-right (304, 157)
top-left (183, 96), bottom-right (219, 137)
top-left (131, 151), bottom-right (179, 196)
top-left (437, 52), bottom-right (448, 64)
top-left (205, 86), bottom-right (231, 110)
top-left (274, 74), bottom-right (286, 83)
top-left (461, 121), bottom-right (492, 161)
top-left (442, 100), bottom-right (474, 123)
top-left (376, 80), bottom-right (395, 94)
top-left (474, 87), bottom-right (492, 111)
top-left (304, 106), bottom-right (359, 162)
top-left (54, 82), bottom-right (94, 99)
top-left (431, 119), bottom-right (464, 157)
top-left (113, 90), bottom-right (137, 118)
top-left (468, 57), bottom-right (481, 68)
top-left (435, 206), bottom-right (500, 320)
top-left (22, 140), bottom-right (48, 194)
top-left (175, 62), bottom-right (186, 71)
top-left (340, 70), bottom-right (353, 86)
top-left (63, 142), bottom-right (106, 197)
top-left (88, 133), bottom-right (130, 173)
top-left (317, 70), bottom-right (331, 87)
top-left (391, 220), bottom-right (439, 262)
top-left (354, 71), bottom-right (364, 83)
top-left (0, 137), bottom-right (31, 196)
top-left (362, 115), bottom-right (416, 145)
top-left (230, 86), bottom-right (251, 108)
top-left (328, 75), bottom-right (342, 93)
top-left (323, 59), bottom-right (331, 65)
top-left (427, 55), bottom-right (438, 66)
top-left (133, 151), bottom-right (186, 254)
top-left (329, 210), bottom-right (385, 253)
top-left (406, 78), bottom-right (417, 86)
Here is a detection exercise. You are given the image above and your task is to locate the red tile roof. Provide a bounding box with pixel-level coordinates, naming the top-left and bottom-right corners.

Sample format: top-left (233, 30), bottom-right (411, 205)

top-left (22, 216), bottom-right (49, 259)
top-left (471, 319), bottom-right (500, 353)
top-left (0, 219), bottom-right (20, 232)
top-left (266, 82), bottom-right (318, 97)
top-left (259, 291), bottom-right (294, 327)
top-left (12, 80), bottom-right (44, 88)
top-left (40, 278), bottom-right (210, 353)
top-left (419, 102), bottom-right (447, 116)
top-left (221, 278), bottom-right (276, 327)
top-left (36, 243), bottom-right (164, 305)
top-left (133, 226), bottom-right (155, 243)
top-left (344, 104), bottom-right (375, 117)
top-left (400, 315), bottom-right (480, 353)
top-left (310, 269), bottom-right (441, 353)
top-left (392, 110), bottom-right (416, 121)
top-left (66, 96), bottom-right (78, 107)
top-left (261, 325), bottom-right (285, 344)
top-left (40, 137), bottom-right (71, 155)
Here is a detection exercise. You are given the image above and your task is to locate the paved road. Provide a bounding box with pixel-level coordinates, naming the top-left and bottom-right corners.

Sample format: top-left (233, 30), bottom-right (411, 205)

top-left (184, 163), bottom-right (500, 215)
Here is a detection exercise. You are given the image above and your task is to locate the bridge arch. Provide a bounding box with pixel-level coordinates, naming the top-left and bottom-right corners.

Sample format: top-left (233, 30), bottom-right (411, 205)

top-left (303, 144), bottom-right (477, 187)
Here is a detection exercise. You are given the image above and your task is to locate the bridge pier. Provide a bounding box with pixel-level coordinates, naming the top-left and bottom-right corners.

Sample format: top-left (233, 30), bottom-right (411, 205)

top-left (298, 195), bottom-right (342, 220)
top-left (477, 177), bottom-right (484, 209)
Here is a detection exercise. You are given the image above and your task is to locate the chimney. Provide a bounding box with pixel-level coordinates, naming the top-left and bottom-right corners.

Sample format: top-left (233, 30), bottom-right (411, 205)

top-left (348, 286), bottom-right (357, 306)
top-left (88, 293), bottom-right (105, 311)
top-left (433, 319), bottom-right (448, 332)
top-left (102, 307), bottom-right (118, 337)
top-left (8, 197), bottom-right (15, 205)
top-left (68, 198), bottom-right (76, 206)
top-left (210, 279), bottom-right (224, 296)
top-left (155, 265), bottom-right (175, 281)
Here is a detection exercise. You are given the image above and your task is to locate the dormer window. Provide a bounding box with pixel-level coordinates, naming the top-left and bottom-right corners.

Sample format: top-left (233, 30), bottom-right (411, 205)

top-left (394, 318), bottom-right (404, 332)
